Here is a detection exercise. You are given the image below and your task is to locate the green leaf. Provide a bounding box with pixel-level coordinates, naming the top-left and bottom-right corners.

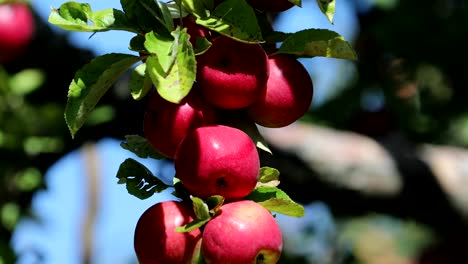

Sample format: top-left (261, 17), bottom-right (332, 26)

top-left (49, 2), bottom-right (137, 32)
top-left (316, 0), bottom-right (335, 24)
top-left (176, 196), bottom-right (212, 232)
top-left (65, 53), bottom-right (140, 137)
top-left (191, 196), bottom-right (211, 219)
top-left (129, 63), bottom-right (153, 100)
top-left (9, 69), bottom-right (45, 96)
top-left (289, 0), bottom-right (302, 6)
top-left (206, 195), bottom-right (225, 215)
top-left (129, 35), bottom-right (147, 52)
top-left (144, 31), bottom-right (176, 74)
top-left (145, 27), bottom-right (196, 103)
top-left (120, 135), bottom-right (166, 159)
top-left (181, 0), bottom-right (214, 19)
top-left (246, 186), bottom-right (305, 217)
top-left (258, 167), bottom-right (280, 187)
top-left (120, 0), bottom-right (172, 36)
top-left (167, 1), bottom-right (189, 18)
top-left (116, 158), bottom-right (169, 199)
top-left (197, 0), bottom-right (263, 43)
top-left (193, 37), bottom-right (212, 55)
top-left (277, 29), bottom-right (357, 60)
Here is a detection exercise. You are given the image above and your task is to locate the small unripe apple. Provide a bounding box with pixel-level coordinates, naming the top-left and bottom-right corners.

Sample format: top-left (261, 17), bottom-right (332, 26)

top-left (143, 89), bottom-right (218, 158)
top-left (196, 36), bottom-right (269, 109)
top-left (248, 0), bottom-right (294, 12)
top-left (134, 200), bottom-right (202, 264)
top-left (248, 53), bottom-right (313, 128)
top-left (202, 200), bottom-right (283, 264)
top-left (0, 3), bottom-right (35, 64)
top-left (174, 125), bottom-right (260, 200)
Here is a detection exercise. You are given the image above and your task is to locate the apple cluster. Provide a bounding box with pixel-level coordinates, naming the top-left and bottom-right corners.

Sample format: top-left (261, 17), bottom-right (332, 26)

top-left (135, 1), bottom-right (313, 263)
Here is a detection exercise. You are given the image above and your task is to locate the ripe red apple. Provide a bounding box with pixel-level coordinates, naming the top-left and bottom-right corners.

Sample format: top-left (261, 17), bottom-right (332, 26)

top-left (143, 88), bottom-right (218, 158)
top-left (248, 0), bottom-right (294, 12)
top-left (248, 53), bottom-right (313, 128)
top-left (174, 125), bottom-right (260, 200)
top-left (0, 3), bottom-right (34, 64)
top-left (202, 200), bottom-right (283, 264)
top-left (196, 36), bottom-right (269, 109)
top-left (134, 200), bottom-right (202, 264)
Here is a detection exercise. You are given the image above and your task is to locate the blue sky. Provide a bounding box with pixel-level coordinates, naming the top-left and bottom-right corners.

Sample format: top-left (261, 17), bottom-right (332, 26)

top-left (12, 0), bottom-right (359, 263)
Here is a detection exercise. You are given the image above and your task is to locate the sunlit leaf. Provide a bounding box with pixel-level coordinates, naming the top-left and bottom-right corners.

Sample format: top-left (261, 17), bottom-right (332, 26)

top-left (316, 0), bottom-right (335, 24)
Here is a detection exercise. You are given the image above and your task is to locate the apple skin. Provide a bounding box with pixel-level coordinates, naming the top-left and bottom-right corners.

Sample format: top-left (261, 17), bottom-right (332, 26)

top-left (196, 36), bottom-right (269, 109)
top-left (0, 3), bottom-right (35, 64)
top-left (134, 200), bottom-right (202, 264)
top-left (202, 200), bottom-right (283, 264)
top-left (248, 0), bottom-right (294, 12)
top-left (174, 125), bottom-right (260, 200)
top-left (248, 53), bottom-right (313, 128)
top-left (143, 88), bottom-right (218, 158)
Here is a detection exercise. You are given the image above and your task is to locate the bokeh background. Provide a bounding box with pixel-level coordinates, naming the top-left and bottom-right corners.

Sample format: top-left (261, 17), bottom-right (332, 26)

top-left (2, 0), bottom-right (468, 263)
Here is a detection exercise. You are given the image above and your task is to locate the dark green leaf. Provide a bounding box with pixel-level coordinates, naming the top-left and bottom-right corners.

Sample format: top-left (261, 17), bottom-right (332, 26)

top-left (129, 63), bottom-right (153, 100)
top-left (129, 35), bottom-right (147, 52)
top-left (206, 195), bottom-right (225, 215)
top-left (316, 0), bottom-right (335, 24)
top-left (65, 53), bottom-right (140, 137)
top-left (120, 0), bottom-right (172, 36)
top-left (197, 0), bottom-right (263, 43)
top-left (116, 158), bottom-right (170, 199)
top-left (120, 135), bottom-right (166, 159)
top-left (277, 29), bottom-right (357, 60)
top-left (246, 186), bottom-right (305, 217)
top-left (49, 2), bottom-right (137, 32)
top-left (193, 36), bottom-right (212, 55)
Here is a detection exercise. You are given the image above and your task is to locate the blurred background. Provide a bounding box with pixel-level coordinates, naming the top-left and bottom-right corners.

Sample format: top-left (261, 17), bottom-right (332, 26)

top-left (2, 0), bottom-right (468, 263)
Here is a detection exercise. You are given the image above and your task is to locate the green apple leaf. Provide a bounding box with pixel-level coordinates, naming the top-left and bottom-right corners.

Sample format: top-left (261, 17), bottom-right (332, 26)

top-left (197, 0), bottom-right (263, 43)
top-left (176, 196), bottom-right (212, 232)
top-left (206, 195), bottom-right (225, 215)
top-left (246, 186), bottom-right (305, 217)
top-left (277, 29), bottom-right (357, 60)
top-left (181, 0), bottom-right (214, 19)
top-left (316, 0), bottom-right (335, 24)
top-left (49, 2), bottom-right (137, 32)
top-left (120, 135), bottom-right (166, 159)
top-left (65, 53), bottom-right (140, 137)
top-left (167, 1), bottom-right (189, 18)
top-left (145, 28), bottom-right (196, 103)
top-left (193, 37), bottom-right (212, 55)
top-left (116, 158), bottom-right (170, 199)
top-left (129, 35), bottom-right (147, 53)
top-left (121, 0), bottom-right (173, 36)
top-left (144, 31), bottom-right (175, 74)
top-left (129, 63), bottom-right (153, 100)
top-left (257, 167), bottom-right (280, 187)
top-left (191, 196), bottom-right (211, 220)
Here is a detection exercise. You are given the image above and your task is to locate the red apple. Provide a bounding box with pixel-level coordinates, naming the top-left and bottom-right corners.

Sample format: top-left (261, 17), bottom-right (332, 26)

top-left (196, 36), bottom-right (269, 109)
top-left (174, 125), bottom-right (260, 200)
top-left (0, 3), bottom-right (34, 64)
top-left (202, 200), bottom-right (283, 264)
top-left (134, 200), bottom-right (202, 264)
top-left (248, 0), bottom-right (294, 12)
top-left (143, 88), bottom-right (218, 158)
top-left (248, 53), bottom-right (313, 128)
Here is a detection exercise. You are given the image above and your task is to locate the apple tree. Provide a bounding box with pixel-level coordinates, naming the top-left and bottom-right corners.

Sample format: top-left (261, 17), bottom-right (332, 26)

top-left (45, 0), bottom-right (356, 262)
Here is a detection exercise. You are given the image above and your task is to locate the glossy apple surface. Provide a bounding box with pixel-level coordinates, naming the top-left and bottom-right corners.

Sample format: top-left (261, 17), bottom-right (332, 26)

top-left (196, 36), bottom-right (269, 109)
top-left (202, 200), bottom-right (283, 264)
top-left (248, 0), bottom-right (294, 12)
top-left (0, 3), bottom-right (35, 63)
top-left (248, 53), bottom-right (313, 128)
top-left (144, 89), bottom-right (218, 158)
top-left (174, 125), bottom-right (260, 200)
top-left (134, 200), bottom-right (202, 264)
